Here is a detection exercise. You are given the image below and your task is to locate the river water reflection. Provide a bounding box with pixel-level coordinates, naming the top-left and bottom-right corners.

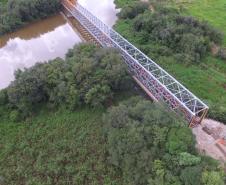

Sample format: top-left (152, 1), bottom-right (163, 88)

top-left (0, 0), bottom-right (118, 89)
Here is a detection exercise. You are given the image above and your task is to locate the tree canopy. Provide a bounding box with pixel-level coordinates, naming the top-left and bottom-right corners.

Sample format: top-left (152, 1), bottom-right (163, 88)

top-left (103, 97), bottom-right (225, 185)
top-left (1, 44), bottom-right (131, 119)
top-left (116, 1), bottom-right (223, 64)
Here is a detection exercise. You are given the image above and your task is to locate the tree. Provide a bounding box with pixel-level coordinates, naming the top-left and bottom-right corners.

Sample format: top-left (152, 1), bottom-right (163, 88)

top-left (118, 2), bottom-right (149, 19)
top-left (178, 152), bottom-right (201, 166)
top-left (201, 170), bottom-right (225, 185)
top-left (180, 166), bottom-right (202, 185)
top-left (0, 0), bottom-right (61, 35)
top-left (103, 97), bottom-right (185, 185)
top-left (166, 127), bottom-right (195, 154)
top-left (131, 5), bottom-right (223, 64)
top-left (0, 89), bottom-right (8, 105)
top-left (5, 44), bottom-right (131, 117)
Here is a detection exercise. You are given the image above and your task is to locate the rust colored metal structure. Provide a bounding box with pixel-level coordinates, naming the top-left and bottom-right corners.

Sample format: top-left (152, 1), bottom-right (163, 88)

top-left (62, 0), bottom-right (209, 127)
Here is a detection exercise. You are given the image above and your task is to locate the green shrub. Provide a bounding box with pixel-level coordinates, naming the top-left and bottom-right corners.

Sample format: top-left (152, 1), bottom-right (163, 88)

top-left (0, 0), bottom-right (61, 35)
top-left (180, 166), bottom-right (202, 185)
top-left (178, 152), bottom-right (201, 166)
top-left (166, 127), bottom-right (196, 154)
top-left (0, 89), bottom-right (8, 105)
top-left (128, 6), bottom-right (223, 64)
top-left (103, 96), bottom-right (225, 184)
top-left (103, 97), bottom-right (211, 185)
top-left (118, 2), bottom-right (149, 19)
top-left (6, 44), bottom-right (131, 116)
top-left (208, 104), bottom-right (226, 124)
top-left (9, 110), bottom-right (20, 122)
top-left (217, 48), bottom-right (226, 60)
top-left (201, 170), bottom-right (225, 185)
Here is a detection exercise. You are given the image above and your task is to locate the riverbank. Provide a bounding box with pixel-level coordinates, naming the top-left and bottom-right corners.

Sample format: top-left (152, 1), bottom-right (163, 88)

top-left (0, 13), bottom-right (81, 90)
top-left (0, 0), bottom-right (61, 36)
top-left (0, 0), bottom-right (120, 90)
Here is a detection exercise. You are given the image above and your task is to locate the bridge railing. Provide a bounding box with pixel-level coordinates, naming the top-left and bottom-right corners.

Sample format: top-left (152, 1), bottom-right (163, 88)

top-left (62, 0), bottom-right (209, 126)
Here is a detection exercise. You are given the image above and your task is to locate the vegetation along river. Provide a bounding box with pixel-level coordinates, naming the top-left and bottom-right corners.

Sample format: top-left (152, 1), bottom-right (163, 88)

top-left (0, 0), bottom-right (118, 89)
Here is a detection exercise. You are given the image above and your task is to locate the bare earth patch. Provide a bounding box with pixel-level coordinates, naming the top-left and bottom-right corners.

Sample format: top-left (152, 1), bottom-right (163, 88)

top-left (193, 119), bottom-right (226, 163)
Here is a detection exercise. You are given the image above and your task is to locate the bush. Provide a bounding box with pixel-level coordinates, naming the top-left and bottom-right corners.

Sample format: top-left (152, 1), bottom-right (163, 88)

top-left (208, 104), bottom-right (226, 124)
top-left (131, 6), bottom-right (223, 64)
top-left (180, 166), bottom-right (202, 185)
top-left (9, 110), bottom-right (20, 122)
top-left (6, 44), bottom-right (131, 116)
top-left (217, 48), bottom-right (226, 60)
top-left (118, 2), bottom-right (149, 19)
top-left (166, 127), bottom-right (196, 154)
top-left (103, 97), bottom-right (211, 185)
top-left (201, 170), bottom-right (225, 185)
top-left (0, 0), bottom-right (61, 35)
top-left (0, 89), bottom-right (8, 105)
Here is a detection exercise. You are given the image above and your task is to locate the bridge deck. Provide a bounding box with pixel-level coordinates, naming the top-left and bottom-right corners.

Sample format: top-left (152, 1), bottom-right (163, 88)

top-left (62, 0), bottom-right (209, 126)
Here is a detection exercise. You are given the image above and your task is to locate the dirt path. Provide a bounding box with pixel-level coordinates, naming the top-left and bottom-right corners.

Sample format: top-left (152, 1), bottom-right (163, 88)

top-left (193, 119), bottom-right (226, 163)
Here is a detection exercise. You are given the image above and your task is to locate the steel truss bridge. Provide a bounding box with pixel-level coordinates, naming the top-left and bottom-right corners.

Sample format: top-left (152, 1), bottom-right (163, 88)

top-left (62, 0), bottom-right (209, 127)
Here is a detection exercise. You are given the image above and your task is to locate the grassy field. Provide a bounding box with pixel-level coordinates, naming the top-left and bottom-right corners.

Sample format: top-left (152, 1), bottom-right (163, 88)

top-left (0, 106), bottom-right (123, 184)
top-left (178, 0), bottom-right (226, 45)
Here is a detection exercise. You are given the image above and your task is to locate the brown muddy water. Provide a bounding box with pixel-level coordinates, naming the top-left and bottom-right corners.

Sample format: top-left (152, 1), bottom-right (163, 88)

top-left (0, 0), bottom-right (118, 89)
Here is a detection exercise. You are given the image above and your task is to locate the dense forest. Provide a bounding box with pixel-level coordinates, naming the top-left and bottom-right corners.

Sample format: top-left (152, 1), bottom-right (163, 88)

top-left (0, 0), bottom-right (61, 35)
top-left (0, 44), bottom-right (225, 185)
top-left (114, 0), bottom-right (226, 123)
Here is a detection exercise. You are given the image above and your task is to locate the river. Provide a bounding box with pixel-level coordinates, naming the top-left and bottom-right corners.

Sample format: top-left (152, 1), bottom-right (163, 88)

top-left (0, 0), bottom-right (119, 89)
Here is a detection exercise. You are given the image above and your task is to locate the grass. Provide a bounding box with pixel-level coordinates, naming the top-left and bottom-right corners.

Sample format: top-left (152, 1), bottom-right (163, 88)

top-left (115, 18), bottom-right (226, 113)
top-left (0, 106), bottom-right (123, 185)
top-left (0, 0), bottom-right (7, 4)
top-left (114, 0), bottom-right (136, 7)
top-left (177, 0), bottom-right (226, 45)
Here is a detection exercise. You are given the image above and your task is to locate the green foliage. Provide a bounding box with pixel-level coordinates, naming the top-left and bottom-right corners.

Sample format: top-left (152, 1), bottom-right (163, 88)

top-left (166, 127), bottom-right (195, 154)
top-left (173, 0), bottom-right (226, 45)
top-left (208, 103), bottom-right (226, 123)
top-left (103, 97), bottom-right (224, 185)
top-left (0, 107), bottom-right (123, 185)
top-left (178, 152), bottom-right (201, 166)
top-left (0, 0), bottom-right (61, 35)
top-left (9, 110), bottom-right (20, 122)
top-left (217, 48), bottom-right (226, 60)
top-left (132, 6), bottom-right (223, 63)
top-left (114, 0), bottom-right (137, 8)
top-left (114, 0), bottom-right (226, 123)
top-left (118, 1), bottom-right (149, 19)
top-left (180, 166), bottom-right (202, 185)
top-left (201, 170), bottom-right (225, 185)
top-left (4, 44), bottom-right (131, 118)
top-left (0, 89), bottom-right (8, 105)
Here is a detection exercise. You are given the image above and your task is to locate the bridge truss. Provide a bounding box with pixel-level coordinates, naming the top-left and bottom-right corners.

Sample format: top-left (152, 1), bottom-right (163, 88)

top-left (62, 0), bottom-right (209, 126)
